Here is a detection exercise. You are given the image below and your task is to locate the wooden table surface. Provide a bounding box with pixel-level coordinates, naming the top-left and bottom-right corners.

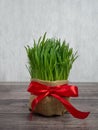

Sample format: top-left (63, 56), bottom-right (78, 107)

top-left (0, 82), bottom-right (98, 130)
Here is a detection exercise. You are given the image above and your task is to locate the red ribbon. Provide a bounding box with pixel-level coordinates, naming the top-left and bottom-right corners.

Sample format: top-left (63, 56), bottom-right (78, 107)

top-left (27, 81), bottom-right (90, 119)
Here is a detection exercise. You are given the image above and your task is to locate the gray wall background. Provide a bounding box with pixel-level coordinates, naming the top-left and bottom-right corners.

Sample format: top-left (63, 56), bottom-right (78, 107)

top-left (0, 0), bottom-right (98, 82)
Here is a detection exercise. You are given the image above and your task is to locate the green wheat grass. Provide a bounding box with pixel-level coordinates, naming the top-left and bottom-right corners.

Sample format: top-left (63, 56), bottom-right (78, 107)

top-left (25, 33), bottom-right (78, 81)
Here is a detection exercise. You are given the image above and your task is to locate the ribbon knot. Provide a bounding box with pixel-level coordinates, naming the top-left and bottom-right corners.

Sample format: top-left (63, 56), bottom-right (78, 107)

top-left (47, 87), bottom-right (55, 94)
top-left (27, 81), bottom-right (90, 119)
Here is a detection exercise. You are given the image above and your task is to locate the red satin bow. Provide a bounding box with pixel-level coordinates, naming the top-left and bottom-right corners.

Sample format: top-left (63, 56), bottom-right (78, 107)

top-left (27, 81), bottom-right (90, 119)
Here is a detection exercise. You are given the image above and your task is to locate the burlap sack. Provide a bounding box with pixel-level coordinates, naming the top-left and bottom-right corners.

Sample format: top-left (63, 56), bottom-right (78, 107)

top-left (29, 79), bottom-right (70, 116)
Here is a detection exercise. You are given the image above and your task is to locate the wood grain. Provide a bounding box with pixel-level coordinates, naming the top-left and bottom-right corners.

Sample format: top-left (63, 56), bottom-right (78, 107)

top-left (0, 82), bottom-right (98, 130)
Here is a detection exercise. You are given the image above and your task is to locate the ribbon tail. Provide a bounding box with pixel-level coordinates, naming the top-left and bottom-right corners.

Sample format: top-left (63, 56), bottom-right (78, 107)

top-left (31, 92), bottom-right (49, 111)
top-left (51, 94), bottom-right (90, 119)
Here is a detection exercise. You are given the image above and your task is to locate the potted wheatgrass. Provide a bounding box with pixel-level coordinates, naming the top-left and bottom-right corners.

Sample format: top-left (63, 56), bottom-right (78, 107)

top-left (25, 33), bottom-right (78, 116)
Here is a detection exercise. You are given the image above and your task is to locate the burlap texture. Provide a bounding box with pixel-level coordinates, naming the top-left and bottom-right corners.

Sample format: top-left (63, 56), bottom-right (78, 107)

top-left (29, 79), bottom-right (70, 116)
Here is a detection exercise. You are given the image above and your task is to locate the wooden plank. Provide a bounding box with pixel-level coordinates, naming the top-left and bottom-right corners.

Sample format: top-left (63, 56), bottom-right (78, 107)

top-left (0, 113), bottom-right (97, 130)
top-left (0, 90), bottom-right (98, 100)
top-left (0, 113), bottom-right (97, 125)
top-left (0, 92), bottom-right (29, 99)
top-left (0, 99), bottom-right (97, 113)
top-left (0, 85), bottom-right (98, 92)
top-left (0, 125), bottom-right (97, 130)
top-left (0, 82), bottom-right (98, 92)
top-left (0, 82), bottom-right (97, 130)
top-left (0, 82), bottom-right (98, 86)
top-left (0, 83), bottom-right (98, 100)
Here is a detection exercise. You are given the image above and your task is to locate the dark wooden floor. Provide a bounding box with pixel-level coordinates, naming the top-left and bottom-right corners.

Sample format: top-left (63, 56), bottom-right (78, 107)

top-left (0, 82), bottom-right (98, 130)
